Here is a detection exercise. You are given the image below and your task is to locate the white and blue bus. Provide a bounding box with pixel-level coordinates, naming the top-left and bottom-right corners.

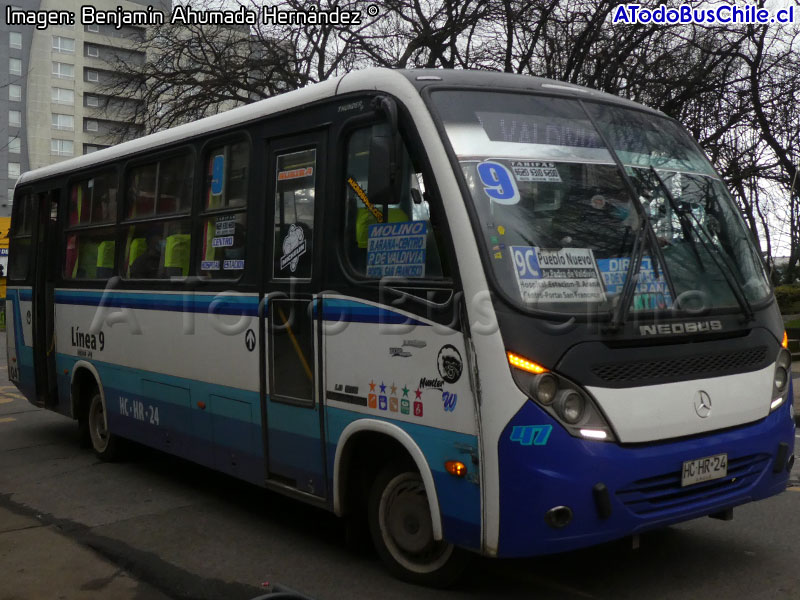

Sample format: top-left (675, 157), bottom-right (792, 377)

top-left (6, 68), bottom-right (794, 585)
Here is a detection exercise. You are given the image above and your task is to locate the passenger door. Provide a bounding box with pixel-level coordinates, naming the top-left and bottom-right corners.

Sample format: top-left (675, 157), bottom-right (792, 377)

top-left (31, 190), bottom-right (59, 407)
top-left (263, 132), bottom-right (327, 498)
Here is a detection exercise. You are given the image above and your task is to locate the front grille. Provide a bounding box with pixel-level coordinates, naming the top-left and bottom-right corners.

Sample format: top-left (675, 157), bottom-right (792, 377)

top-left (592, 346), bottom-right (768, 384)
top-left (616, 454), bottom-right (770, 516)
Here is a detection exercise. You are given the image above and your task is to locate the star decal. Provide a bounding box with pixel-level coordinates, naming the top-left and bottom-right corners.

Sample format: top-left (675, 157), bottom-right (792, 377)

top-left (390, 382), bottom-right (397, 395)
top-left (402, 385), bottom-right (410, 398)
top-left (415, 388), bottom-right (423, 400)
top-left (369, 380), bottom-right (376, 392)
top-left (379, 381), bottom-right (386, 393)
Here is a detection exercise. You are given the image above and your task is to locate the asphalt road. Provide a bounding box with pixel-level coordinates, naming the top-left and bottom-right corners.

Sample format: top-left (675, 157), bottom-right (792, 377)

top-left (1, 345), bottom-right (799, 599)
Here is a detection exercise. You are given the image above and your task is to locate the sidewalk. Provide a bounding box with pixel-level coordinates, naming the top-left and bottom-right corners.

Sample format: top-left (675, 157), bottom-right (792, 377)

top-left (0, 504), bottom-right (172, 600)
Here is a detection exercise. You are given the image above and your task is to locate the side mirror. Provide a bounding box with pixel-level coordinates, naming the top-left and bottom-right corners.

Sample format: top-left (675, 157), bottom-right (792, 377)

top-left (367, 96), bottom-right (402, 220)
top-left (368, 133), bottom-right (394, 216)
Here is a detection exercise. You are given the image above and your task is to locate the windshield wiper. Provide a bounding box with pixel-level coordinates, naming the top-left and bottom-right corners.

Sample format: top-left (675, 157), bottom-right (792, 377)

top-left (648, 167), bottom-right (754, 322)
top-left (647, 167), bottom-right (704, 270)
top-left (580, 101), bottom-right (677, 330)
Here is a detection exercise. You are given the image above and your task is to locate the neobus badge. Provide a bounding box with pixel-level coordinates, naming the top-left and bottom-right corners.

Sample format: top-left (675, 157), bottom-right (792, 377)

top-left (639, 321), bottom-right (723, 336)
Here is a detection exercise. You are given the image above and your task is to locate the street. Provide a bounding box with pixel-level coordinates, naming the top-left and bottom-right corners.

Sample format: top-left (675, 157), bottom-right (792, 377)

top-left (1, 339), bottom-right (799, 600)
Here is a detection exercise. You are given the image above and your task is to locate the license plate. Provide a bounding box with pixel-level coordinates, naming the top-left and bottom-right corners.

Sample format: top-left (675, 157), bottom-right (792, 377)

top-left (681, 453), bottom-right (728, 487)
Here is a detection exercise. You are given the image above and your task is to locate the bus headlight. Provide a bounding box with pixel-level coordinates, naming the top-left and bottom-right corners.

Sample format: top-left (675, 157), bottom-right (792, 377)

top-left (557, 390), bottom-right (585, 424)
top-left (775, 367), bottom-right (788, 391)
top-left (531, 373), bottom-right (558, 405)
top-left (771, 348), bottom-right (792, 412)
top-left (508, 351), bottom-right (616, 442)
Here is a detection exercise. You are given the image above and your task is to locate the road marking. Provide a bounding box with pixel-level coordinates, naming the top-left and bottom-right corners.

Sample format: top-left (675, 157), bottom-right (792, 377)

top-left (0, 397), bottom-right (14, 404)
top-left (788, 487), bottom-right (800, 493)
top-left (0, 417), bottom-right (16, 423)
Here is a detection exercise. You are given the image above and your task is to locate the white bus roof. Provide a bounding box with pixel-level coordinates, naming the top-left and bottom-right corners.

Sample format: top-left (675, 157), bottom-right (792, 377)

top-left (17, 67), bottom-right (661, 187)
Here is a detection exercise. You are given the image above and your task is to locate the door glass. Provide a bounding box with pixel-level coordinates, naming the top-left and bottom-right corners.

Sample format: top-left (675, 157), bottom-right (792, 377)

top-left (270, 299), bottom-right (314, 404)
top-left (273, 149), bottom-right (316, 279)
top-left (343, 125), bottom-right (446, 278)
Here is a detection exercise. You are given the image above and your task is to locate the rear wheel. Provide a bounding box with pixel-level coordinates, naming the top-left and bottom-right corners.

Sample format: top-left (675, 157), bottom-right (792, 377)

top-left (368, 464), bottom-right (469, 587)
top-left (87, 391), bottom-right (122, 460)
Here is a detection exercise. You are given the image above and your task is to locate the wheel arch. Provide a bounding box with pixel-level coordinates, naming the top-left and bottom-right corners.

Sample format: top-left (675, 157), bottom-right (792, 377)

top-left (70, 361), bottom-right (105, 420)
top-left (333, 418), bottom-right (443, 540)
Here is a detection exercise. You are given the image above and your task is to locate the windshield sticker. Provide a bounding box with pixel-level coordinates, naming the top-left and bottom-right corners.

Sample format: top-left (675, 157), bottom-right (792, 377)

top-left (201, 260), bottom-right (220, 270)
top-left (366, 221), bottom-right (427, 278)
top-left (597, 257), bottom-right (673, 311)
top-left (212, 236), bottom-right (234, 248)
top-left (510, 246), bottom-right (606, 303)
top-left (280, 223), bottom-right (306, 272)
top-left (214, 214), bottom-right (236, 235)
top-left (477, 161), bottom-right (520, 205)
top-left (347, 176), bottom-right (383, 222)
top-left (511, 160), bottom-right (562, 183)
top-left (223, 259), bottom-right (245, 270)
top-left (278, 166), bottom-right (313, 181)
top-left (211, 154), bottom-right (224, 195)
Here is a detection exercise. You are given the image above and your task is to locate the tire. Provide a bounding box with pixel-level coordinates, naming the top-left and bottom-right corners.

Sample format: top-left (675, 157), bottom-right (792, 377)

top-left (87, 390), bottom-right (122, 461)
top-left (368, 464), bottom-right (470, 587)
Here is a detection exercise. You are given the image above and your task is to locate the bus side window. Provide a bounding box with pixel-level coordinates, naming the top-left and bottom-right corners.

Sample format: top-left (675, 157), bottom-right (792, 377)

top-left (273, 148), bottom-right (315, 279)
top-left (125, 152), bottom-right (193, 219)
top-left (198, 140), bottom-right (249, 279)
top-left (63, 171), bottom-right (118, 280)
top-left (343, 125), bottom-right (446, 279)
top-left (121, 152), bottom-right (193, 280)
top-left (8, 192), bottom-right (34, 280)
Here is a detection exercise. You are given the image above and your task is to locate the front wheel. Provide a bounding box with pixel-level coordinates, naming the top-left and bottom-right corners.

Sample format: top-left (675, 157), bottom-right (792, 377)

top-left (368, 465), bottom-right (469, 587)
top-left (88, 391), bottom-right (122, 460)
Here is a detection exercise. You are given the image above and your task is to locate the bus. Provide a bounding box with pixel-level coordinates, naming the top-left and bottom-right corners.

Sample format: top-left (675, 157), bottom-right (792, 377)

top-left (6, 68), bottom-right (794, 586)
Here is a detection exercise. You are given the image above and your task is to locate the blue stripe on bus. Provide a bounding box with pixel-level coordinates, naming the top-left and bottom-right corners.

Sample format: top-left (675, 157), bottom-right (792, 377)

top-left (19, 289), bottom-right (31, 301)
top-left (49, 292), bottom-right (427, 325)
top-left (321, 298), bottom-right (429, 326)
top-left (325, 406), bottom-right (481, 550)
top-left (54, 290), bottom-right (260, 316)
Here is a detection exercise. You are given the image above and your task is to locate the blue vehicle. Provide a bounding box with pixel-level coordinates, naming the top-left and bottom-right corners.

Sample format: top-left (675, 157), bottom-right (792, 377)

top-left (6, 69), bottom-right (794, 585)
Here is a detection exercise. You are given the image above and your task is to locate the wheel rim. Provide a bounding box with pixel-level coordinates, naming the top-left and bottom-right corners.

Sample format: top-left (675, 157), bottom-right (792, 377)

top-left (89, 395), bottom-right (109, 453)
top-left (378, 472), bottom-right (454, 574)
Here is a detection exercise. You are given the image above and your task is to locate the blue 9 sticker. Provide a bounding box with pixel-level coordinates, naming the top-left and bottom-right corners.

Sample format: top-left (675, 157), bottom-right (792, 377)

top-left (211, 154), bottom-right (225, 195)
top-left (477, 161), bottom-right (520, 205)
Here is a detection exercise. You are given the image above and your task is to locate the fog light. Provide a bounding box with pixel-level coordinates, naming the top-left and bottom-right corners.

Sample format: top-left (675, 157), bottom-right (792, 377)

top-left (545, 506), bottom-right (573, 529)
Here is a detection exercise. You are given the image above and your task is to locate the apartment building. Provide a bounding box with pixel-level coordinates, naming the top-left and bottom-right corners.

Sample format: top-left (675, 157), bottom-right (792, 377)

top-left (1, 0), bottom-right (171, 217)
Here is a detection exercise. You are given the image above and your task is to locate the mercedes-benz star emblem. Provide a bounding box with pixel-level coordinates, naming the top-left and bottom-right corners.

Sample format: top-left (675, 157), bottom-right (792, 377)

top-left (694, 390), bottom-right (712, 418)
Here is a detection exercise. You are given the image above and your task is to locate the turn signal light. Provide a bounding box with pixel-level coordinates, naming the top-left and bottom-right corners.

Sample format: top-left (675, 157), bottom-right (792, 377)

top-left (507, 352), bottom-right (548, 374)
top-left (445, 461), bottom-right (467, 477)
top-left (782, 331), bottom-right (789, 349)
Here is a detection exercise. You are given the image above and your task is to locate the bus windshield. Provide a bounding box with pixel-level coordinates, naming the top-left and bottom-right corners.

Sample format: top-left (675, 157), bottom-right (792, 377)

top-left (432, 90), bottom-right (771, 316)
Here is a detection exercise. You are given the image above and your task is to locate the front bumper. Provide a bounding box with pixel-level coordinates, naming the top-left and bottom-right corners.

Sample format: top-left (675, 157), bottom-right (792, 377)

top-left (496, 394), bottom-right (794, 557)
